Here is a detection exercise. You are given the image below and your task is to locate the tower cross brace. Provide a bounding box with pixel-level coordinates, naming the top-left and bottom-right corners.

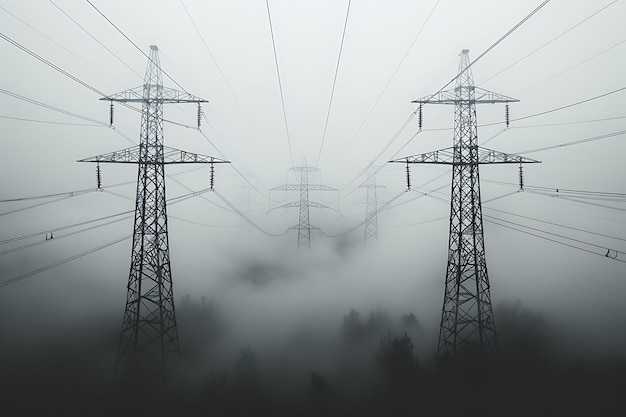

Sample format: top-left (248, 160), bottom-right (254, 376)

top-left (390, 50), bottom-right (539, 359)
top-left (79, 45), bottom-right (228, 377)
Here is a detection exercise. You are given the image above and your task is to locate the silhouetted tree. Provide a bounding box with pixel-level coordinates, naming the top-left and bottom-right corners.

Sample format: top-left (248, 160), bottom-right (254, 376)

top-left (309, 371), bottom-right (332, 414)
top-left (377, 332), bottom-right (419, 389)
top-left (342, 308), bottom-right (363, 340)
top-left (366, 308), bottom-right (390, 334)
top-left (495, 299), bottom-right (551, 365)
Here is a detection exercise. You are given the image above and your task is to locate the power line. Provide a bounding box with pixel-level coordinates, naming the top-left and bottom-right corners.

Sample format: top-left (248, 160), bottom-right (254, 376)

top-left (398, 184), bottom-right (626, 262)
top-left (0, 195), bottom-right (82, 217)
top-left (340, 110), bottom-right (419, 191)
top-left (423, 0), bottom-right (552, 107)
top-left (48, 0), bottom-right (144, 81)
top-left (512, 86), bottom-right (626, 123)
top-left (479, 0), bottom-right (618, 86)
top-left (315, 0), bottom-right (352, 168)
top-left (341, 0), bottom-right (440, 154)
top-left (179, 0), bottom-right (256, 133)
top-left (343, 1), bottom-right (551, 193)
top-left (214, 190), bottom-right (285, 237)
top-left (197, 128), bottom-right (270, 201)
top-left (0, 3), bottom-right (127, 86)
top-left (85, 0), bottom-right (191, 95)
top-left (512, 115), bottom-right (626, 129)
top-left (517, 130), bottom-right (626, 155)
top-left (517, 39), bottom-right (626, 96)
top-left (484, 215), bottom-right (626, 264)
top-left (0, 31), bottom-right (107, 96)
top-left (0, 210), bottom-right (132, 245)
top-left (0, 187), bottom-right (100, 203)
top-left (324, 191), bottom-right (406, 237)
top-left (0, 234), bottom-right (132, 289)
top-left (0, 214), bottom-right (131, 257)
top-left (265, 0), bottom-right (295, 167)
top-left (526, 190), bottom-right (626, 213)
top-left (485, 206), bottom-right (626, 243)
top-left (484, 179), bottom-right (626, 200)
top-left (0, 115), bottom-right (99, 127)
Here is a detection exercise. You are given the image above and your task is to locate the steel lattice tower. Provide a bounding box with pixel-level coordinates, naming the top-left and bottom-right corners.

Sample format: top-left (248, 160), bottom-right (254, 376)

top-left (79, 45), bottom-right (228, 376)
top-left (270, 164), bottom-right (337, 250)
top-left (391, 50), bottom-right (539, 359)
top-left (360, 165), bottom-right (385, 242)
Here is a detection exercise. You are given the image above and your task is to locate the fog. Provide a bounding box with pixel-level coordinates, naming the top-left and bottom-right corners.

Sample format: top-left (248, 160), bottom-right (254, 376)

top-left (2, 0), bottom-right (626, 415)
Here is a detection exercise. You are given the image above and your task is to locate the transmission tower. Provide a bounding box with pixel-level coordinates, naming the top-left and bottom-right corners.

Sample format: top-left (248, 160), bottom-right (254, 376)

top-left (359, 165), bottom-right (385, 242)
top-left (79, 45), bottom-right (229, 377)
top-left (390, 49), bottom-right (539, 359)
top-left (270, 163), bottom-right (337, 249)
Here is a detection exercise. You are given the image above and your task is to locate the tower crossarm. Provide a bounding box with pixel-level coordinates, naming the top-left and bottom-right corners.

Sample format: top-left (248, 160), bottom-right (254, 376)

top-left (288, 224), bottom-right (321, 232)
top-left (268, 201), bottom-right (301, 211)
top-left (78, 145), bottom-right (230, 165)
top-left (100, 86), bottom-right (207, 103)
top-left (270, 184), bottom-right (338, 191)
top-left (389, 147), bottom-right (540, 165)
top-left (411, 87), bottom-right (519, 105)
top-left (269, 201), bottom-right (339, 212)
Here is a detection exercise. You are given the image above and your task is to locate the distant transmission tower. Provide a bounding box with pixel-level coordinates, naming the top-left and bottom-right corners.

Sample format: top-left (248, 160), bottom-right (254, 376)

top-left (79, 45), bottom-right (228, 377)
top-left (360, 165), bottom-right (385, 242)
top-left (390, 49), bottom-right (539, 359)
top-left (270, 163), bottom-right (337, 249)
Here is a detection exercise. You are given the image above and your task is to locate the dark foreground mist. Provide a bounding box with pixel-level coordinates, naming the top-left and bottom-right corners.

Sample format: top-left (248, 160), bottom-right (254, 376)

top-left (1, 296), bottom-right (624, 417)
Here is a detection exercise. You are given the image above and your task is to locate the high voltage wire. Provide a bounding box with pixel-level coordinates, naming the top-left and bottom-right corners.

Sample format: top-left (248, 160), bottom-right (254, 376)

top-left (214, 190), bottom-right (285, 237)
top-left (517, 39), bottom-right (626, 96)
top-left (478, 0), bottom-right (618, 86)
top-left (341, 0), bottom-right (441, 155)
top-left (0, 187), bottom-right (227, 289)
top-left (512, 86), bottom-right (626, 123)
top-left (340, 0), bottom-right (551, 194)
top-left (49, 0), bottom-right (144, 81)
top-left (0, 214), bottom-right (131, 257)
top-left (485, 206), bottom-right (626, 243)
top-left (517, 130), bottom-right (626, 155)
top-left (324, 191), bottom-right (407, 237)
top-left (315, 0), bottom-right (352, 168)
top-left (0, 88), bottom-right (139, 144)
top-left (0, 31), bottom-right (108, 96)
top-left (85, 0), bottom-right (191, 95)
top-left (421, 0), bottom-right (552, 108)
top-left (0, 183), bottom-right (214, 246)
top-left (265, 0), bottom-right (295, 168)
top-left (197, 127), bottom-right (271, 201)
top-left (0, 234), bottom-right (132, 289)
top-left (0, 3), bottom-right (126, 86)
top-left (0, 187), bottom-right (101, 203)
top-left (405, 185), bottom-right (626, 264)
top-left (179, 0), bottom-right (256, 134)
top-left (526, 190), bottom-right (626, 213)
top-left (512, 115), bottom-right (626, 129)
top-left (484, 180), bottom-right (626, 200)
top-left (340, 110), bottom-right (420, 191)
top-left (77, 1), bottom-right (271, 199)
top-left (0, 195), bottom-right (76, 217)
top-left (484, 216), bottom-right (626, 264)
top-left (0, 210), bottom-right (132, 245)
top-left (0, 115), bottom-right (99, 127)
top-left (1, 28), bottom-right (249, 214)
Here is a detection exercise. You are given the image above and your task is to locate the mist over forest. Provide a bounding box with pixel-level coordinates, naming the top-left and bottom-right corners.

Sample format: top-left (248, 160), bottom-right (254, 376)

top-left (2, 0), bottom-right (626, 416)
top-left (2, 233), bottom-right (625, 416)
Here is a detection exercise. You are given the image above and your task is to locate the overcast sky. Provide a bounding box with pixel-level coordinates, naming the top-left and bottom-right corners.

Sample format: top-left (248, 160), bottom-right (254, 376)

top-left (1, 0), bottom-right (625, 358)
